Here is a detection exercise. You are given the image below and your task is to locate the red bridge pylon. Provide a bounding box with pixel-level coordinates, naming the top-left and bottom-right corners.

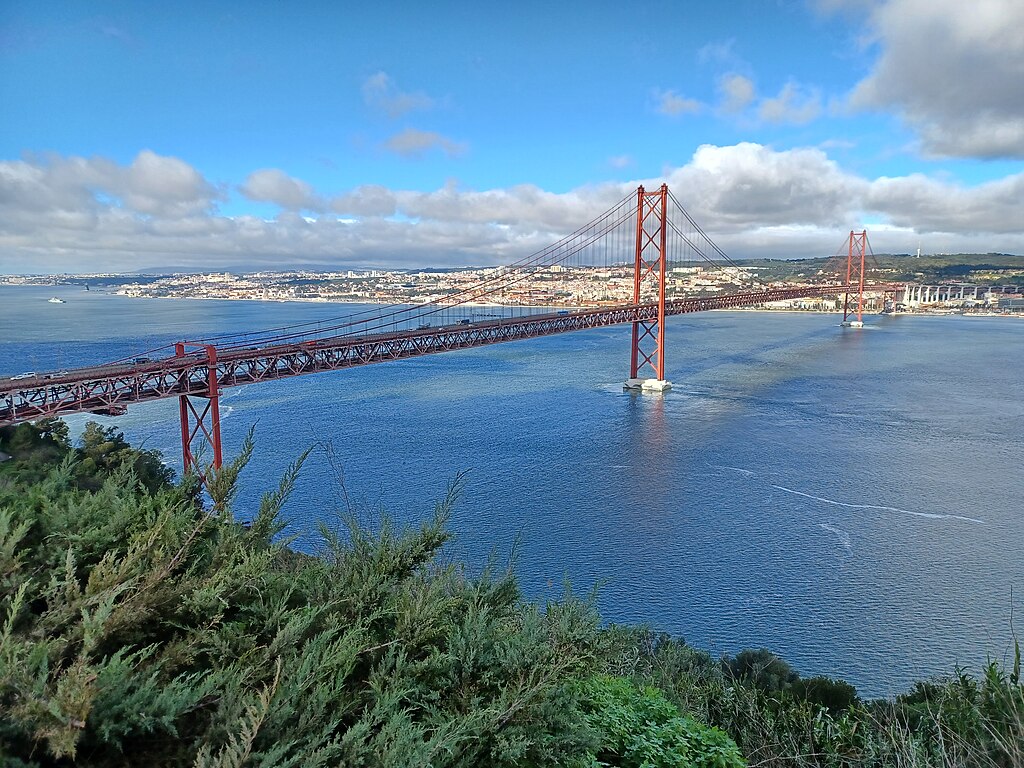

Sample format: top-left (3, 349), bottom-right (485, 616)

top-left (625, 184), bottom-right (672, 392)
top-left (176, 342), bottom-right (223, 481)
top-left (841, 230), bottom-right (868, 327)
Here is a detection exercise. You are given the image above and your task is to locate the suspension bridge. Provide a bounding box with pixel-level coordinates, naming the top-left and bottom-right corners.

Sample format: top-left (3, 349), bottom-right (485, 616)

top-left (0, 185), bottom-right (889, 476)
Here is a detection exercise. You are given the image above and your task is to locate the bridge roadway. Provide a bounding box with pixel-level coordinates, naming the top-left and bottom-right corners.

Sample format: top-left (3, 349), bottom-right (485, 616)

top-left (0, 285), bottom-right (851, 426)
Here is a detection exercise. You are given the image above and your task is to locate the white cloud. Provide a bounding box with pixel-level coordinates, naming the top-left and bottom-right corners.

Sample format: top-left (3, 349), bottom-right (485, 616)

top-left (718, 73), bottom-right (756, 113)
top-left (866, 172), bottom-right (1024, 234)
top-left (1, 146), bottom-right (1022, 273)
top-left (654, 89), bottom-right (703, 117)
top-left (709, 74), bottom-right (822, 126)
top-left (664, 143), bottom-right (864, 229)
top-left (240, 168), bottom-right (322, 211)
top-left (330, 185), bottom-right (398, 217)
top-left (608, 155), bottom-right (634, 169)
top-left (697, 39), bottom-right (739, 66)
top-left (0, 150), bottom-right (218, 222)
top-left (397, 180), bottom-right (616, 230)
top-left (842, 0), bottom-right (1024, 158)
top-left (758, 82), bottom-right (822, 125)
top-left (362, 71), bottom-right (435, 118)
top-left (383, 128), bottom-right (466, 159)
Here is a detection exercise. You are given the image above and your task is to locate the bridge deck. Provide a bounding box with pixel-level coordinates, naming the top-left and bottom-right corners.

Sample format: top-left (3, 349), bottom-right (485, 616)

top-left (1, 285), bottom-right (856, 425)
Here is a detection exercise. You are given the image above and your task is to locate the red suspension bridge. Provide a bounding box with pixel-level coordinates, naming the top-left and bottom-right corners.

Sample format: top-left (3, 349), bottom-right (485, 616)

top-left (0, 185), bottom-right (890, 476)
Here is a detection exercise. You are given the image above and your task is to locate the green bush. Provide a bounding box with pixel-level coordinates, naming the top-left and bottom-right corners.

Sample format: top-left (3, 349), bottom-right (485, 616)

top-left (598, 629), bottom-right (1023, 767)
top-left (0, 419), bottom-right (174, 493)
top-left (790, 675), bottom-right (859, 713)
top-left (723, 649), bottom-right (798, 693)
top-left (0, 433), bottom-right (604, 766)
top-left (576, 674), bottom-right (744, 768)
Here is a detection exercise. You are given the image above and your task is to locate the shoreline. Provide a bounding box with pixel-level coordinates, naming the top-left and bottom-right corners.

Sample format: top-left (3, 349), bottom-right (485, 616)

top-left (705, 308), bottom-right (1024, 319)
top-left (8, 285), bottom-right (1021, 320)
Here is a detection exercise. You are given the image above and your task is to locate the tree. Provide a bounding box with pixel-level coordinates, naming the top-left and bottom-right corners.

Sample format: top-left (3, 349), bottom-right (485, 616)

top-left (724, 649), bottom-right (798, 692)
top-left (0, 419), bottom-right (72, 484)
top-left (75, 422), bottom-right (174, 493)
top-left (790, 675), bottom-right (859, 713)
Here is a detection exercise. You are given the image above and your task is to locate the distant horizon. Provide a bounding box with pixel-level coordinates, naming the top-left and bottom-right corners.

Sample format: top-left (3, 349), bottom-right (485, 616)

top-left (3, 250), bottom-right (1023, 280)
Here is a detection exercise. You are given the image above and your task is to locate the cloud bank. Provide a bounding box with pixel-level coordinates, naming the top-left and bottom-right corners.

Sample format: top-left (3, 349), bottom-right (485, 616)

top-left (1, 146), bottom-right (1022, 273)
top-left (842, 0), bottom-right (1024, 158)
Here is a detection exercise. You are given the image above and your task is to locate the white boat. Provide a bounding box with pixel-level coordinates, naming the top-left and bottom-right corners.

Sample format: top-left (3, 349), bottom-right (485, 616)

top-left (48, 296), bottom-right (65, 304)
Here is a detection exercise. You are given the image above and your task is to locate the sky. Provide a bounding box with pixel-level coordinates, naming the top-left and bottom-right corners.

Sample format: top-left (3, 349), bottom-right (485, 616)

top-left (1, 0), bottom-right (1023, 274)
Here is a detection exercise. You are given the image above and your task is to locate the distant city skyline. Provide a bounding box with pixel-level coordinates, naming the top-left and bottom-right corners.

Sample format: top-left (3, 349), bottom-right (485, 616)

top-left (1, 0), bottom-right (1023, 274)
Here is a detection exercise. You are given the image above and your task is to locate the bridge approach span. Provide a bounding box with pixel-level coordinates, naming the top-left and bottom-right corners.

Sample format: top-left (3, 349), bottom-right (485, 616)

top-left (1, 284), bottom-right (844, 427)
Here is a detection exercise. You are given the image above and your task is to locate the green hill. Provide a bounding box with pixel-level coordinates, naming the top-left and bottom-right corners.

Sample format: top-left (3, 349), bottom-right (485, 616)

top-left (734, 253), bottom-right (1024, 285)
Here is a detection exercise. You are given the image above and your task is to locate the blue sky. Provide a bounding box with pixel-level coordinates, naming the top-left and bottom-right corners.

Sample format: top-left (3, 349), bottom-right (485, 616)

top-left (1, 0), bottom-right (1022, 272)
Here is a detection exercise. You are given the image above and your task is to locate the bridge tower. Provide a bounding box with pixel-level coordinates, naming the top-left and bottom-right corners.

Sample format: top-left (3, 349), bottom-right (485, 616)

top-left (624, 184), bottom-right (672, 392)
top-left (176, 342), bottom-right (223, 481)
top-left (841, 230), bottom-right (868, 328)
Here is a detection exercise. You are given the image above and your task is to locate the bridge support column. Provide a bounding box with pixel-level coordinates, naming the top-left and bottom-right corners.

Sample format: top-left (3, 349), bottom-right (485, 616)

top-left (841, 230), bottom-right (867, 327)
top-left (625, 184), bottom-right (672, 392)
top-left (176, 342), bottom-right (223, 481)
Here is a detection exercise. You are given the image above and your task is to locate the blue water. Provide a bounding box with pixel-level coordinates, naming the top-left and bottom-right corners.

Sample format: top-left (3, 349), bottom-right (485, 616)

top-left (2, 284), bottom-right (1022, 697)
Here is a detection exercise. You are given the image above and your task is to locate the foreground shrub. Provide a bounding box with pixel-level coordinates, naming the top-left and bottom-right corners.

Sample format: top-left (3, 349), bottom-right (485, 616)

top-left (604, 628), bottom-right (1024, 768)
top-left (577, 674), bottom-right (744, 768)
top-left (0, 437), bottom-right (604, 766)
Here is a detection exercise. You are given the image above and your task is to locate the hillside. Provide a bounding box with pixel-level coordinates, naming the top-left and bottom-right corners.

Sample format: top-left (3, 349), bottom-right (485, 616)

top-left (734, 252), bottom-right (1024, 285)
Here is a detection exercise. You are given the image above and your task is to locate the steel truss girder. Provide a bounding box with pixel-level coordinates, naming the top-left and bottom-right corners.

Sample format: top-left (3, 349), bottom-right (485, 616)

top-left (1, 285), bottom-right (871, 427)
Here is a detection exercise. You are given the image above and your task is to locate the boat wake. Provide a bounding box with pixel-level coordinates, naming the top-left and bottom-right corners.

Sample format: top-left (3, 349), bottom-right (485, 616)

top-left (710, 464), bottom-right (757, 477)
top-left (771, 485), bottom-right (984, 524)
top-left (818, 523), bottom-right (853, 554)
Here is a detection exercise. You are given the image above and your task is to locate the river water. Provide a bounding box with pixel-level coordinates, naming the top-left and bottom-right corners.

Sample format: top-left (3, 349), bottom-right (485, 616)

top-left (2, 284), bottom-right (1022, 697)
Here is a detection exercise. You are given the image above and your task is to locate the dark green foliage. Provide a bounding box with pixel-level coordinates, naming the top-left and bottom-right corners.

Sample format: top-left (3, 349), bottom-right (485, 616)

top-left (0, 420), bottom-right (174, 494)
top-left (737, 252), bottom-right (1024, 285)
top-left (74, 422), bottom-right (174, 494)
top-left (887, 661), bottom-right (1024, 767)
top-left (724, 649), bottom-right (798, 693)
top-left (576, 674), bottom-right (744, 768)
top-left (0, 433), bottom-right (610, 767)
top-left (0, 419), bottom-right (71, 485)
top-left (789, 675), bottom-right (859, 713)
top-left (603, 627), bottom-right (1024, 767)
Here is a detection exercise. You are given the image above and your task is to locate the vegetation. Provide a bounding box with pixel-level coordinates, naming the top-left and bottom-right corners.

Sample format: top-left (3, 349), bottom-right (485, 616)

top-left (603, 628), bottom-right (1023, 767)
top-left (1, 423), bottom-right (1021, 767)
top-left (736, 252), bottom-right (1024, 286)
top-left (0, 419), bottom-right (173, 492)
